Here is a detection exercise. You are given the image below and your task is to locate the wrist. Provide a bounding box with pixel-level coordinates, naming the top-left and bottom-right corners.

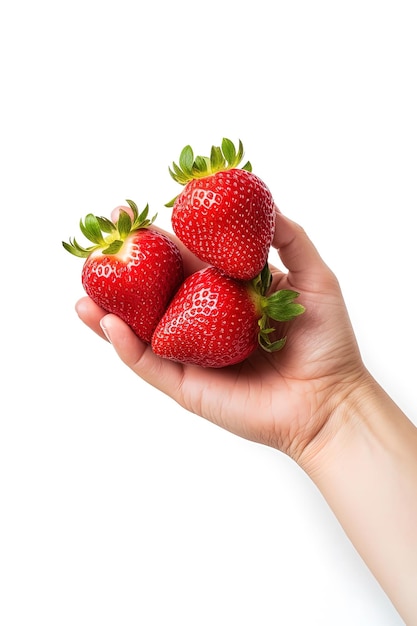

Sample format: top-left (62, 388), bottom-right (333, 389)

top-left (298, 369), bottom-right (415, 480)
top-left (296, 370), bottom-right (417, 623)
top-left (295, 368), bottom-right (376, 477)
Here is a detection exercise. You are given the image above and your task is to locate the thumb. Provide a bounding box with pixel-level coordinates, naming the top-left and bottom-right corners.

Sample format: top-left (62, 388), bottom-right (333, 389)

top-left (99, 313), bottom-right (186, 399)
top-left (272, 211), bottom-right (333, 291)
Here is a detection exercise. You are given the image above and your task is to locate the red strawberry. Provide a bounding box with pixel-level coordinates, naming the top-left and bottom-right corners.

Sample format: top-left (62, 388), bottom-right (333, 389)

top-left (151, 264), bottom-right (305, 368)
top-left (166, 138), bottom-right (275, 281)
top-left (63, 200), bottom-right (184, 343)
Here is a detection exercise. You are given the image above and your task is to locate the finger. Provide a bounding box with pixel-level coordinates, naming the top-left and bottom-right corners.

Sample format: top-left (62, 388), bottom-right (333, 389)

top-left (75, 296), bottom-right (109, 340)
top-left (76, 297), bottom-right (188, 401)
top-left (272, 211), bottom-right (333, 289)
top-left (99, 313), bottom-right (186, 399)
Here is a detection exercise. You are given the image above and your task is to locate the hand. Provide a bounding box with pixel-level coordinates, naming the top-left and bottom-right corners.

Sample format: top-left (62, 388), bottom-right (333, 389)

top-left (75, 211), bottom-right (368, 461)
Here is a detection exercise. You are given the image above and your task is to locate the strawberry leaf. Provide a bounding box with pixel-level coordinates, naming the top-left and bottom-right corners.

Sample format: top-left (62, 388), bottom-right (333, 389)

top-left (80, 214), bottom-right (106, 246)
top-left (165, 195), bottom-right (178, 208)
top-left (97, 216), bottom-right (117, 234)
top-left (252, 269), bottom-right (306, 354)
top-left (259, 333), bottom-right (287, 352)
top-left (236, 139), bottom-right (244, 163)
top-left (179, 145), bottom-right (194, 177)
top-left (252, 263), bottom-right (273, 296)
top-left (63, 199), bottom-right (156, 261)
top-left (222, 138), bottom-right (237, 166)
top-left (194, 155), bottom-right (210, 174)
top-left (137, 204), bottom-right (149, 224)
top-left (117, 210), bottom-right (132, 238)
top-left (102, 239), bottom-right (124, 255)
top-left (167, 138), bottom-right (251, 190)
top-left (126, 199), bottom-right (139, 221)
top-left (210, 145), bottom-right (225, 172)
top-left (169, 162), bottom-right (189, 185)
top-left (62, 237), bottom-right (94, 258)
top-left (222, 139), bottom-right (250, 170)
top-left (265, 290), bottom-right (305, 322)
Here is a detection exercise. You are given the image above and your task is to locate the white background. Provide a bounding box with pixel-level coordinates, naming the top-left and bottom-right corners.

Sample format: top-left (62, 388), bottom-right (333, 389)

top-left (1, 1), bottom-right (416, 624)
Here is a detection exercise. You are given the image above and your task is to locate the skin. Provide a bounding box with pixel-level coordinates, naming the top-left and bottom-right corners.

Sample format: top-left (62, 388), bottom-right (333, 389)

top-left (76, 209), bottom-right (417, 623)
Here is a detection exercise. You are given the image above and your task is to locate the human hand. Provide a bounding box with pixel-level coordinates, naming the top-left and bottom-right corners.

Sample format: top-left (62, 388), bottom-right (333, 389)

top-left (75, 210), bottom-right (368, 462)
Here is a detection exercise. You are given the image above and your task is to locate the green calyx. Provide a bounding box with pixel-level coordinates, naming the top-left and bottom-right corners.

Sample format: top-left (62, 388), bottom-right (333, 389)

top-left (62, 200), bottom-right (156, 258)
top-left (165, 138), bottom-right (252, 207)
top-left (251, 264), bottom-right (306, 352)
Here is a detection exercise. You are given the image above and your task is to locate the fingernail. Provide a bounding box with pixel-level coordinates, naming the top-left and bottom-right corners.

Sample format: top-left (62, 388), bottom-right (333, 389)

top-left (100, 319), bottom-right (112, 343)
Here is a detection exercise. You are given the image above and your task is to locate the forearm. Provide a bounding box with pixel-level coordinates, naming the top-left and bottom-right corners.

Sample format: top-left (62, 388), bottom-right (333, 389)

top-left (301, 374), bottom-right (417, 624)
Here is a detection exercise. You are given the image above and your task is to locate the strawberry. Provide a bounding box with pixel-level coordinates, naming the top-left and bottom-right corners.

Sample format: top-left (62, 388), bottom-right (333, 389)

top-left (151, 264), bottom-right (305, 368)
top-left (166, 138), bottom-right (275, 281)
top-left (63, 200), bottom-right (184, 343)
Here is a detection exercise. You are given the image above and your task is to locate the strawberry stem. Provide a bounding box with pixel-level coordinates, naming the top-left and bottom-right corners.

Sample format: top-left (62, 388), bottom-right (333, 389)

top-left (250, 264), bottom-right (306, 353)
top-left (264, 290), bottom-right (306, 322)
top-left (165, 138), bottom-right (253, 207)
top-left (62, 200), bottom-right (156, 258)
